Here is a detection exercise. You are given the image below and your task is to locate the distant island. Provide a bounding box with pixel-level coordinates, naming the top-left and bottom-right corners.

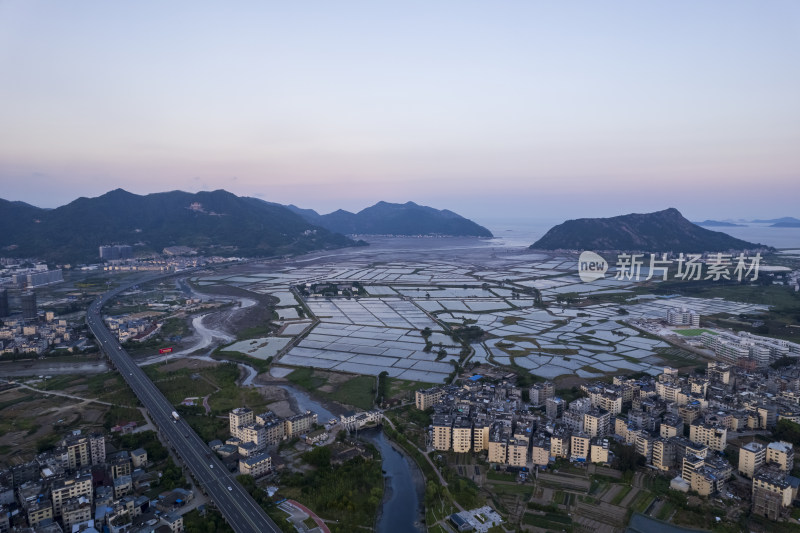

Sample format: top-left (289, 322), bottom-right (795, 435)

top-left (693, 220), bottom-right (744, 227)
top-left (750, 216), bottom-right (800, 225)
top-left (0, 190), bottom-right (492, 263)
top-left (284, 200), bottom-right (494, 238)
top-left (530, 208), bottom-right (769, 252)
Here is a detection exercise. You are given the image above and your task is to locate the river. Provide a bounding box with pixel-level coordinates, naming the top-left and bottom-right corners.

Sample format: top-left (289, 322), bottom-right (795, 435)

top-left (135, 282), bottom-right (425, 530)
top-left (362, 428), bottom-right (425, 533)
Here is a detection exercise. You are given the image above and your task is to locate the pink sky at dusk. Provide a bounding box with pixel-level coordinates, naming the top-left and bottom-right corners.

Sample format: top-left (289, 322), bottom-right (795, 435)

top-left (0, 1), bottom-right (798, 223)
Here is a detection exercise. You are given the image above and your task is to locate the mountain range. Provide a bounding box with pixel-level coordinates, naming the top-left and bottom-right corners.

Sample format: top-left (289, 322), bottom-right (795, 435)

top-left (282, 201), bottom-right (494, 237)
top-left (530, 208), bottom-right (770, 252)
top-left (0, 190), bottom-right (491, 263)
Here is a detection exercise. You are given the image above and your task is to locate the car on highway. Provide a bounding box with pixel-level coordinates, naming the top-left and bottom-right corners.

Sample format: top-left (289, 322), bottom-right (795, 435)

top-left (228, 486), bottom-right (232, 491)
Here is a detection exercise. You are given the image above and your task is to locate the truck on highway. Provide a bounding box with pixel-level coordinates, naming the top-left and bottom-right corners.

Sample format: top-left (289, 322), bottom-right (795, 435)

top-left (171, 411), bottom-right (180, 421)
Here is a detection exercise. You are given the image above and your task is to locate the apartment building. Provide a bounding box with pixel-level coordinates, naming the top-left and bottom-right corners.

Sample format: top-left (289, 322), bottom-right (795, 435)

top-left (416, 387), bottom-right (446, 410)
top-left (689, 420), bottom-right (727, 452)
top-left (51, 474), bottom-right (92, 517)
top-left (584, 409), bottom-right (611, 438)
top-left (766, 441), bottom-right (794, 472)
top-left (432, 415), bottom-right (453, 451)
top-left (507, 437), bottom-right (529, 467)
top-left (488, 426), bottom-right (509, 464)
top-left (570, 433), bottom-right (590, 461)
top-left (229, 408), bottom-right (254, 438)
top-left (452, 417), bottom-right (473, 453)
top-left (590, 438), bottom-right (610, 464)
top-left (753, 467), bottom-right (793, 520)
top-left (739, 442), bottom-right (766, 478)
top-left (472, 419), bottom-right (490, 452)
top-left (531, 436), bottom-right (551, 466)
top-left (529, 382), bottom-right (554, 407)
top-left (285, 411), bottom-right (318, 438)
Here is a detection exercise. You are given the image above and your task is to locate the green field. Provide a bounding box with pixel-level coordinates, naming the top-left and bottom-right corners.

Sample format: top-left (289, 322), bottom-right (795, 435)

top-left (674, 329), bottom-right (716, 337)
top-left (287, 368), bottom-right (375, 411)
top-left (327, 375), bottom-right (376, 411)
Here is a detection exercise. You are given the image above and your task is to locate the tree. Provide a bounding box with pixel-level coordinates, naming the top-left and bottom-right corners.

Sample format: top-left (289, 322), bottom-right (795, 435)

top-left (377, 371), bottom-right (389, 405)
top-left (774, 419), bottom-right (800, 445)
top-left (303, 445), bottom-right (331, 468)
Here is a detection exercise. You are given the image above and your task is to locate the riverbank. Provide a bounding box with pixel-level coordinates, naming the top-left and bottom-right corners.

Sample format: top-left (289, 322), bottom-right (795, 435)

top-left (363, 426), bottom-right (426, 533)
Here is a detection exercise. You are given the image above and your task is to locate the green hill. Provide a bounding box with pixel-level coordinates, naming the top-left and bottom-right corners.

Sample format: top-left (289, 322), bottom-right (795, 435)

top-left (530, 208), bottom-right (770, 253)
top-left (0, 189), bottom-right (358, 263)
top-left (287, 201), bottom-right (493, 237)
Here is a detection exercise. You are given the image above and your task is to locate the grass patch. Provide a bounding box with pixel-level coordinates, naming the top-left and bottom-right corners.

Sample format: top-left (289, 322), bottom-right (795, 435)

top-left (610, 484), bottom-right (632, 505)
top-left (522, 512), bottom-right (573, 531)
top-left (236, 323), bottom-right (276, 341)
top-left (385, 378), bottom-right (426, 402)
top-left (86, 373), bottom-right (141, 406)
top-left (103, 405), bottom-right (144, 430)
top-left (656, 501), bottom-right (675, 520)
top-left (287, 367), bottom-right (328, 389)
top-left (145, 363), bottom-right (269, 416)
top-left (655, 347), bottom-right (699, 367)
top-left (674, 329), bottom-right (716, 337)
top-left (486, 470), bottom-right (516, 482)
top-left (327, 375), bottom-right (375, 411)
top-left (490, 483), bottom-right (533, 498)
top-left (213, 349), bottom-right (272, 373)
top-left (631, 490), bottom-right (654, 513)
top-left (288, 368), bottom-right (375, 411)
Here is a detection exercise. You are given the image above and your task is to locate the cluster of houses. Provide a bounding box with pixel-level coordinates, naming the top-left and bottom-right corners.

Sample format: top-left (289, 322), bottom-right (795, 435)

top-left (103, 316), bottom-right (162, 344)
top-left (0, 431), bottom-right (189, 532)
top-left (222, 408), bottom-right (319, 478)
top-left (419, 358), bottom-right (800, 521)
top-left (0, 313), bottom-right (86, 356)
top-left (418, 378), bottom-right (611, 469)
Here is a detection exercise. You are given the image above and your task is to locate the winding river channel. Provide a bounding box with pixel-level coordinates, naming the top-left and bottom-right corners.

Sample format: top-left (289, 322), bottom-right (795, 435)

top-left (139, 288), bottom-right (424, 531)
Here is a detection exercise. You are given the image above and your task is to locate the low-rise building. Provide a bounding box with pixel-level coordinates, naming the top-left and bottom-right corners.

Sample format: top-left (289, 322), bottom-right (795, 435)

top-left (131, 448), bottom-right (148, 468)
top-left (239, 453), bottom-right (272, 479)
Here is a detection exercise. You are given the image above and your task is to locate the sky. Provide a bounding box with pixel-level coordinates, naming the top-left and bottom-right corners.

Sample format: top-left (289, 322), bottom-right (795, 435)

top-left (0, 1), bottom-right (798, 224)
